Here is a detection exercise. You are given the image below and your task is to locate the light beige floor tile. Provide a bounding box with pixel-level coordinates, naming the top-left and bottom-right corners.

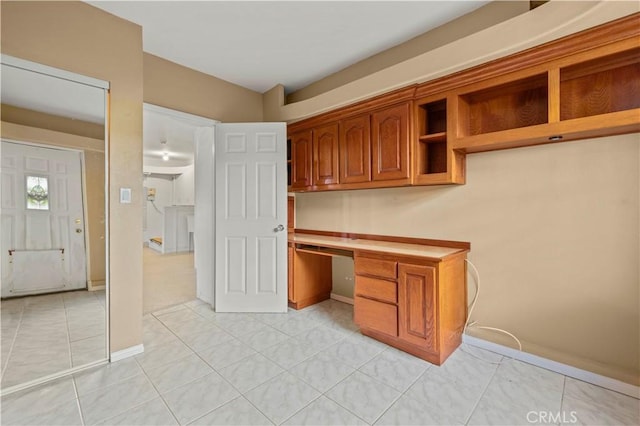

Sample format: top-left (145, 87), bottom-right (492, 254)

top-left (162, 372), bottom-right (239, 425)
top-left (260, 337), bottom-right (317, 369)
top-left (96, 397), bottom-right (178, 425)
top-left (325, 371), bottom-right (400, 424)
top-left (218, 353), bottom-right (284, 393)
top-left (190, 396), bottom-right (273, 426)
top-left (79, 374), bottom-right (158, 425)
top-left (289, 351), bottom-right (355, 393)
top-left (283, 395), bottom-right (367, 426)
top-left (244, 372), bottom-right (321, 425)
top-left (74, 358), bottom-right (143, 395)
top-left (145, 353), bottom-right (213, 393)
top-left (359, 347), bottom-right (430, 392)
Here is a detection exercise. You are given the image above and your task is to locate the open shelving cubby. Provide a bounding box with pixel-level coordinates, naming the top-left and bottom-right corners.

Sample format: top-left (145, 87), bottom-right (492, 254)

top-left (415, 99), bottom-right (448, 178)
top-left (560, 47), bottom-right (640, 121)
top-left (458, 73), bottom-right (549, 137)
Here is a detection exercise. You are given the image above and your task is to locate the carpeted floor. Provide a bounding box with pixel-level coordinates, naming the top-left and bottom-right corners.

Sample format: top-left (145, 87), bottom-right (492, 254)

top-left (143, 247), bottom-right (196, 314)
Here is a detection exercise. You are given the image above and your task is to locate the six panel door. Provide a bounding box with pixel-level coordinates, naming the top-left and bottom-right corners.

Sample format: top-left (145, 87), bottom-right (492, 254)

top-left (398, 263), bottom-right (437, 352)
top-left (371, 102), bottom-right (411, 182)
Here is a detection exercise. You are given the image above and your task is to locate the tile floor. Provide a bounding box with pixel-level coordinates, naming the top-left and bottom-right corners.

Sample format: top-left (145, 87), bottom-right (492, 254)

top-left (1, 290), bottom-right (106, 388)
top-left (1, 298), bottom-right (638, 425)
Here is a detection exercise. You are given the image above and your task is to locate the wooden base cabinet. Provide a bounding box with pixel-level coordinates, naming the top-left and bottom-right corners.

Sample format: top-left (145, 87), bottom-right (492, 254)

top-left (354, 252), bottom-right (467, 365)
top-left (287, 244), bottom-right (332, 309)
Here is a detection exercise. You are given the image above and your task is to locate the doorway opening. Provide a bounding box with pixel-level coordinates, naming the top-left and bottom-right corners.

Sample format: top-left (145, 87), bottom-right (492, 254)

top-left (142, 104), bottom-right (216, 314)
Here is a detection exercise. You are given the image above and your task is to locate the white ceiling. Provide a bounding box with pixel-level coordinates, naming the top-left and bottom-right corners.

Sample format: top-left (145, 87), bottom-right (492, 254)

top-left (143, 106), bottom-right (213, 167)
top-left (88, 1), bottom-right (489, 94)
top-left (4, 1), bottom-right (491, 170)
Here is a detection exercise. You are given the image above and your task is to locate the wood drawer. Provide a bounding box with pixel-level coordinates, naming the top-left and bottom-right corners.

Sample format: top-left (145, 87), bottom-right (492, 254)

top-left (355, 276), bottom-right (397, 304)
top-left (354, 296), bottom-right (398, 337)
top-left (354, 256), bottom-right (397, 280)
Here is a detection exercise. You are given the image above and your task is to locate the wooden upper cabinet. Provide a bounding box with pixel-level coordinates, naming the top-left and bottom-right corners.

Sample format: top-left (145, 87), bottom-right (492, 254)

top-left (398, 263), bottom-right (437, 352)
top-left (312, 123), bottom-right (339, 186)
top-left (339, 114), bottom-right (371, 184)
top-left (372, 102), bottom-right (411, 182)
top-left (290, 130), bottom-right (313, 189)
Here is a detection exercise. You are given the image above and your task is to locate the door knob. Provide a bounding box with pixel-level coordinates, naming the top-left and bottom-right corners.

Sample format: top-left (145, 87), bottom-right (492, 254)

top-left (273, 224), bottom-right (285, 232)
top-left (76, 228), bottom-right (83, 233)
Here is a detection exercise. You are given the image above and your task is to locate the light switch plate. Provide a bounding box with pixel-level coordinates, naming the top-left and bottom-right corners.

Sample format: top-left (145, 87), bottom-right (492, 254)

top-left (120, 188), bottom-right (132, 204)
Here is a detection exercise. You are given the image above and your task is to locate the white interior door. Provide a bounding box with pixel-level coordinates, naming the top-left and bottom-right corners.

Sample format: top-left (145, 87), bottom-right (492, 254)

top-left (215, 123), bottom-right (287, 312)
top-left (1, 141), bottom-right (87, 297)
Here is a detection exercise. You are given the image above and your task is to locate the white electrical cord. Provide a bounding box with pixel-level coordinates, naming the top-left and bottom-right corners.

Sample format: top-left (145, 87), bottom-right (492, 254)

top-left (462, 258), bottom-right (522, 364)
top-left (149, 199), bottom-right (163, 215)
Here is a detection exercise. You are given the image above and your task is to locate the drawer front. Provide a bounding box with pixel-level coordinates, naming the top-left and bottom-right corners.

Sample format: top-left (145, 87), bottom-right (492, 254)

top-left (355, 276), bottom-right (397, 304)
top-left (354, 296), bottom-right (398, 337)
top-left (355, 256), bottom-right (397, 280)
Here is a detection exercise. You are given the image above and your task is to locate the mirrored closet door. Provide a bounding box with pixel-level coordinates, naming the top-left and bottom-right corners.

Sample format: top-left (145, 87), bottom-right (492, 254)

top-left (0, 55), bottom-right (109, 392)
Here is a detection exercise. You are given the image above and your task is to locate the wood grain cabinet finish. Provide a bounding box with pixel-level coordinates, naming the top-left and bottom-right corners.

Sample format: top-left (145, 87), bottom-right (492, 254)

top-left (353, 251), bottom-right (467, 365)
top-left (287, 247), bottom-right (332, 309)
top-left (286, 16), bottom-right (639, 191)
top-left (312, 123), bottom-right (340, 186)
top-left (290, 130), bottom-right (313, 189)
top-left (398, 263), bottom-right (437, 352)
top-left (339, 114), bottom-right (371, 184)
top-left (371, 103), bottom-right (411, 182)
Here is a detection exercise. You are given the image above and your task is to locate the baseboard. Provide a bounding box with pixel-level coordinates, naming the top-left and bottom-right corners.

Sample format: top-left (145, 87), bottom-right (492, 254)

top-left (88, 280), bottom-right (106, 292)
top-left (110, 344), bottom-right (144, 362)
top-left (462, 335), bottom-right (639, 399)
top-left (330, 293), bottom-right (354, 305)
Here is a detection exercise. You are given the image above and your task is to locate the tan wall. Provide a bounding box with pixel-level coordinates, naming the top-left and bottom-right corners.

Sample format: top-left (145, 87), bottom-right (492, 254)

top-left (275, 1), bottom-right (640, 385)
top-left (296, 135), bottom-right (640, 385)
top-left (1, 121), bottom-right (106, 286)
top-left (1, 0), bottom-right (144, 352)
top-left (286, 1), bottom-right (529, 103)
top-left (144, 53), bottom-right (263, 122)
top-left (1, 105), bottom-right (105, 140)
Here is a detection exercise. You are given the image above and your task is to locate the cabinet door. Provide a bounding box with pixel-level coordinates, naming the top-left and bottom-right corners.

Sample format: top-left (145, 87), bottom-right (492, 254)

top-left (313, 123), bottom-right (339, 185)
top-left (398, 263), bottom-right (437, 352)
top-left (371, 102), bottom-right (410, 181)
top-left (340, 114), bottom-right (371, 184)
top-left (291, 130), bottom-right (313, 188)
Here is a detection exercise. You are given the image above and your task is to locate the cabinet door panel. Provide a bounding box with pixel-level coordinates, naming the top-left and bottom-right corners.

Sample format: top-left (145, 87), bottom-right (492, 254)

top-left (313, 123), bottom-right (339, 185)
top-left (398, 263), bottom-right (437, 351)
top-left (372, 103), bottom-right (410, 181)
top-left (291, 130), bottom-right (313, 188)
top-left (340, 115), bottom-right (371, 184)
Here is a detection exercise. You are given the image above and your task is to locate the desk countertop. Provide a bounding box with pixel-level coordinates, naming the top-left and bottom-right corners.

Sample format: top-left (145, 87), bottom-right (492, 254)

top-left (291, 233), bottom-right (467, 261)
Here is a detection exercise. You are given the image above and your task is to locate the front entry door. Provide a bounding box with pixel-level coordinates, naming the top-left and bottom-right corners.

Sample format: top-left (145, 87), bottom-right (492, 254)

top-left (1, 141), bottom-right (87, 297)
top-left (214, 123), bottom-right (287, 312)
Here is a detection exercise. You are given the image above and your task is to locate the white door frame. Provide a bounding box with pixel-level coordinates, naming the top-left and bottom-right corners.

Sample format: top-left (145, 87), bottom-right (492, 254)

top-left (0, 55), bottom-right (110, 396)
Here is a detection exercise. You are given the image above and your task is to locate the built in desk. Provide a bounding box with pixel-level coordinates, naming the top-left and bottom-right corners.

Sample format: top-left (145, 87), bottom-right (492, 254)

top-left (288, 230), bottom-right (470, 365)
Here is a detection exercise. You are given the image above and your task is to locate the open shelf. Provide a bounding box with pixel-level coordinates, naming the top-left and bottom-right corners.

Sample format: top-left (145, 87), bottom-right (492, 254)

top-left (459, 73), bottom-right (548, 136)
top-left (560, 47), bottom-right (640, 121)
top-left (415, 99), bottom-right (449, 178)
